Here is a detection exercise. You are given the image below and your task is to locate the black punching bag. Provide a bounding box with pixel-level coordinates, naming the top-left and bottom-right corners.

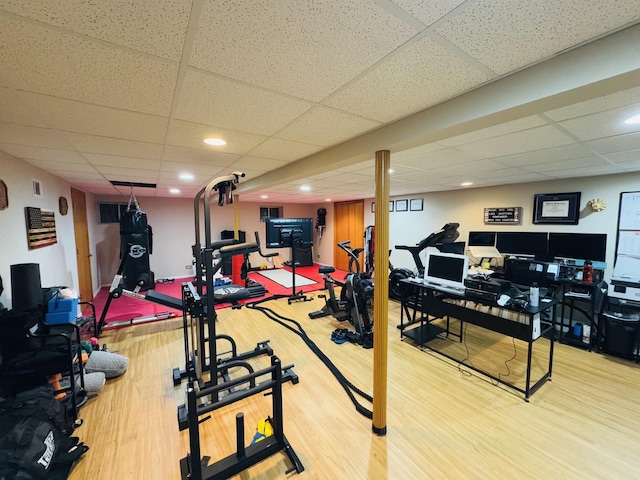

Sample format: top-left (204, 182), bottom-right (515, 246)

top-left (120, 209), bottom-right (154, 291)
top-left (10, 263), bottom-right (42, 312)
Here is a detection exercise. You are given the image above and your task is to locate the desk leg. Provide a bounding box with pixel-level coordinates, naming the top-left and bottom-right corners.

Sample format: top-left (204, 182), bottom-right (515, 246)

top-left (525, 339), bottom-right (533, 402)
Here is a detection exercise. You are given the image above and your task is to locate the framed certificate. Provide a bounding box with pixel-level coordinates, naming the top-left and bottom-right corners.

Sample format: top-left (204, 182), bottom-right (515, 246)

top-left (409, 198), bottom-right (423, 211)
top-left (395, 199), bottom-right (408, 212)
top-left (533, 192), bottom-right (581, 224)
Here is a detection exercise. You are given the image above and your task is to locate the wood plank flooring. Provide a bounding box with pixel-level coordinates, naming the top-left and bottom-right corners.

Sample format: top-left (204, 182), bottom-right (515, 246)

top-left (68, 293), bottom-right (640, 480)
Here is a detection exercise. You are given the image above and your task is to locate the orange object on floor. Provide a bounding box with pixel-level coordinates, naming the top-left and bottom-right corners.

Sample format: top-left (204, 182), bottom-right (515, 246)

top-left (48, 373), bottom-right (66, 399)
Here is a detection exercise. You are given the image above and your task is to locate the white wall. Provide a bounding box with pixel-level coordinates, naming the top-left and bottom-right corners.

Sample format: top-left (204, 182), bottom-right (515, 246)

top-left (0, 152), bottom-right (81, 309)
top-left (364, 172), bottom-right (640, 281)
top-left (92, 193), bottom-right (319, 285)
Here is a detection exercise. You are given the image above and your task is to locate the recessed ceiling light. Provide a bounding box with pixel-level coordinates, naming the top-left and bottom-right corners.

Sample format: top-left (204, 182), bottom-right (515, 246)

top-left (260, 195), bottom-right (268, 199)
top-left (325, 198), bottom-right (331, 202)
top-left (461, 181), bottom-right (473, 187)
top-left (624, 114), bottom-right (640, 125)
top-left (204, 137), bottom-right (226, 146)
top-left (388, 168), bottom-right (394, 173)
top-left (179, 173), bottom-right (194, 181)
top-left (300, 185), bottom-right (311, 191)
top-left (169, 188), bottom-right (180, 194)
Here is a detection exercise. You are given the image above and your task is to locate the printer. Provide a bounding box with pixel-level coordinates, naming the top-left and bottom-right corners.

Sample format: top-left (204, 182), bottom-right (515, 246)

top-left (608, 254), bottom-right (640, 303)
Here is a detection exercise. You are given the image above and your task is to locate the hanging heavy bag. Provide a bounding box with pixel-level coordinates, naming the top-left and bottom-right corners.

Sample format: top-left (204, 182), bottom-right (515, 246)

top-left (119, 209), bottom-right (154, 291)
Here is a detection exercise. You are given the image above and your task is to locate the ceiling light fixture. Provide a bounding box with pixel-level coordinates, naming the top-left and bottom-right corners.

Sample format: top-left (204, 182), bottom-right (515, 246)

top-left (260, 195), bottom-right (268, 199)
top-left (179, 173), bottom-right (194, 181)
top-left (204, 137), bottom-right (226, 146)
top-left (300, 185), bottom-right (311, 191)
top-left (325, 198), bottom-right (331, 202)
top-left (461, 181), bottom-right (473, 187)
top-left (388, 168), bottom-right (394, 173)
top-left (624, 114), bottom-right (640, 125)
top-left (169, 188), bottom-right (180, 194)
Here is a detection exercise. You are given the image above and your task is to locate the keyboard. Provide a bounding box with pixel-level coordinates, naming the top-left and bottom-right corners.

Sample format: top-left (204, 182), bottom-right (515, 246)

top-left (427, 284), bottom-right (466, 296)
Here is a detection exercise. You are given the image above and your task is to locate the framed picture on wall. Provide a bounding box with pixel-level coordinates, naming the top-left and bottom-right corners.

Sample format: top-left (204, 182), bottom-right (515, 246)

top-left (389, 201), bottom-right (394, 212)
top-left (410, 198), bottom-right (423, 211)
top-left (533, 192), bottom-right (581, 224)
top-left (395, 199), bottom-right (408, 212)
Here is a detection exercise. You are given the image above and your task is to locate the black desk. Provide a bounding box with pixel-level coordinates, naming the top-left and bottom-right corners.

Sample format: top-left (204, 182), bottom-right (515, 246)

top-left (398, 279), bottom-right (557, 401)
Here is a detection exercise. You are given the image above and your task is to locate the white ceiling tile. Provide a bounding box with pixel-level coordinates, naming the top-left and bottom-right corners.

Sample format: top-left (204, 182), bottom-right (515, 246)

top-left (0, 124), bottom-right (73, 149)
top-left (492, 143), bottom-right (593, 167)
top-left (0, 144), bottom-right (86, 163)
top-left (0, 17), bottom-right (178, 116)
top-left (229, 157), bottom-right (289, 173)
top-left (84, 154), bottom-right (162, 170)
top-left (546, 166), bottom-right (627, 178)
top-left (94, 165), bottom-right (159, 177)
top-left (65, 133), bottom-right (163, 160)
top-left (162, 145), bottom-right (239, 167)
top-left (454, 125), bottom-right (575, 158)
top-left (17, 91), bottom-right (169, 143)
top-left (176, 69), bottom-right (314, 136)
top-left (545, 85), bottom-right (640, 121)
top-left (558, 103), bottom-right (640, 141)
top-left (438, 116), bottom-right (548, 147)
top-left (275, 106), bottom-right (381, 147)
top-left (0, 0), bottom-right (192, 61)
top-left (434, 0), bottom-right (640, 74)
top-left (247, 138), bottom-right (323, 162)
top-left (160, 161), bottom-right (226, 176)
top-left (395, 147), bottom-right (484, 169)
top-left (323, 34), bottom-right (490, 122)
top-left (586, 131), bottom-right (640, 154)
top-left (520, 155), bottom-right (609, 173)
top-left (605, 149), bottom-right (640, 164)
top-left (0, 87), bottom-right (42, 125)
top-left (389, 0), bottom-right (468, 26)
top-left (190, 0), bottom-right (417, 101)
top-left (49, 170), bottom-right (105, 180)
top-left (22, 158), bottom-right (97, 173)
top-left (166, 120), bottom-right (266, 155)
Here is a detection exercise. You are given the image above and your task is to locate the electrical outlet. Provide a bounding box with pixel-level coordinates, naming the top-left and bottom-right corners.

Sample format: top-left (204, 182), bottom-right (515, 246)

top-left (185, 265), bottom-right (192, 270)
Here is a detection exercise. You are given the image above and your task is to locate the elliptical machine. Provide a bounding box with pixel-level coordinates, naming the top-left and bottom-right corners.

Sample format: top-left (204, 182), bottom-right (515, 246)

top-left (389, 223), bottom-right (461, 300)
top-left (308, 241), bottom-right (374, 337)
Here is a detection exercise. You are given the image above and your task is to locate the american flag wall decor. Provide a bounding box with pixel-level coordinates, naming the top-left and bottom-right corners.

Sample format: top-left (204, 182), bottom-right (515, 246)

top-left (25, 207), bottom-right (57, 249)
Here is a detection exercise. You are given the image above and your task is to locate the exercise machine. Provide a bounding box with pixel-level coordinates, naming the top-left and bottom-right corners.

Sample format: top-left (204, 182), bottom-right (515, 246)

top-left (308, 240), bottom-right (374, 337)
top-left (180, 356), bottom-right (303, 480)
top-left (389, 223), bottom-right (461, 300)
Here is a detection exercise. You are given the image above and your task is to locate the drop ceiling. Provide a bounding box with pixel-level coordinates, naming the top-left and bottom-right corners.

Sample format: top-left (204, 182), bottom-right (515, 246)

top-left (0, 0), bottom-right (639, 204)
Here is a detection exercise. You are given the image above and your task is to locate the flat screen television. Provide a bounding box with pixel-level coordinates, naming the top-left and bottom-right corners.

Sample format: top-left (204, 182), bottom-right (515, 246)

top-left (496, 232), bottom-right (548, 258)
top-left (547, 233), bottom-right (607, 262)
top-left (265, 217), bottom-right (314, 248)
top-left (423, 251), bottom-right (469, 291)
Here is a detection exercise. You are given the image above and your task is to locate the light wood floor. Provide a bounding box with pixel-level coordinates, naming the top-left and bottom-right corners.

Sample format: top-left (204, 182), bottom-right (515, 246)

top-left (68, 293), bottom-right (640, 480)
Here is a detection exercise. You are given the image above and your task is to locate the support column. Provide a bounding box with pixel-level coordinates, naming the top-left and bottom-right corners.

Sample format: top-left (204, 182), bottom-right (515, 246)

top-left (372, 150), bottom-right (390, 435)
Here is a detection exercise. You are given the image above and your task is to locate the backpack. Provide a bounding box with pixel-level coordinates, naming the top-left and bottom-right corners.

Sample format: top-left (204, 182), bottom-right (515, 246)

top-left (0, 386), bottom-right (88, 479)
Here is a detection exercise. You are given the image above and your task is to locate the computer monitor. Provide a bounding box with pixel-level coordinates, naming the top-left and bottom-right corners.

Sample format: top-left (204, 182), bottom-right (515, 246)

top-left (468, 231), bottom-right (496, 246)
top-left (424, 251), bottom-right (469, 290)
top-left (496, 232), bottom-right (548, 258)
top-left (264, 218), bottom-right (314, 248)
top-left (547, 233), bottom-right (607, 262)
top-left (438, 241), bottom-right (466, 255)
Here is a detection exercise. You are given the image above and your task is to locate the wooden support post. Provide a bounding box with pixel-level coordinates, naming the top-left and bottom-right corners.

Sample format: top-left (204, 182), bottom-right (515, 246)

top-left (372, 150), bottom-right (390, 436)
top-left (233, 194), bottom-right (241, 240)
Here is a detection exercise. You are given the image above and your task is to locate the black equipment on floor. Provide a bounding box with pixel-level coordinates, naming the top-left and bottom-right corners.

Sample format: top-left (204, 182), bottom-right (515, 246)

top-left (179, 356), bottom-right (304, 480)
top-left (176, 172), bottom-right (301, 478)
top-left (389, 222), bottom-right (460, 300)
top-left (308, 240), bottom-right (373, 338)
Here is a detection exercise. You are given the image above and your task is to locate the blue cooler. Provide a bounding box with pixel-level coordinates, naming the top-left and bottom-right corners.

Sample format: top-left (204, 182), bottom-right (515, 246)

top-left (46, 296), bottom-right (79, 324)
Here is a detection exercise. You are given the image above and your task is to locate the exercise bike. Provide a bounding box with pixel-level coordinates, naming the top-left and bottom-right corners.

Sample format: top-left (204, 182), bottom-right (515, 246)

top-left (388, 223), bottom-right (461, 300)
top-left (308, 241), bottom-right (374, 337)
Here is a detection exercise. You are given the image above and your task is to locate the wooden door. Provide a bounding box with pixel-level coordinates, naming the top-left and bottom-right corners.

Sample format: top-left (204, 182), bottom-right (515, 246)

top-left (71, 188), bottom-right (93, 301)
top-left (333, 200), bottom-right (364, 272)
